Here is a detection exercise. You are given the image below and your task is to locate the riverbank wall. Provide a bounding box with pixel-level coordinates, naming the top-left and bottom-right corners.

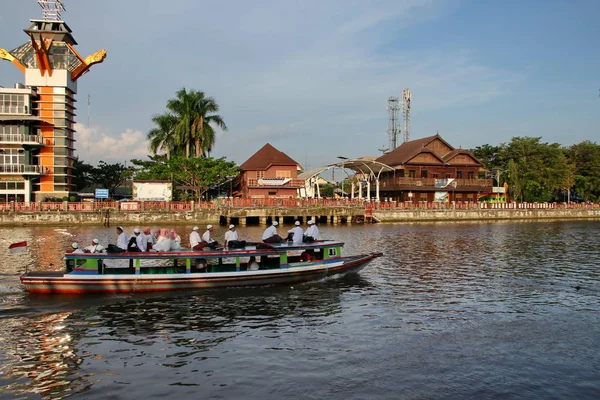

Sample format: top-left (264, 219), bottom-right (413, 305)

top-left (0, 206), bottom-right (599, 226)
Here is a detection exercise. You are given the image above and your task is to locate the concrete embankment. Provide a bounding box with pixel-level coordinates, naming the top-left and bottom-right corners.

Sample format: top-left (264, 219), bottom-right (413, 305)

top-left (0, 206), bottom-right (599, 226)
top-left (373, 208), bottom-right (600, 222)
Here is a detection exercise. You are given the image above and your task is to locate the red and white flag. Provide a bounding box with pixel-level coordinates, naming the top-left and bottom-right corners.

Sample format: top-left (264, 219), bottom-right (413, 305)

top-left (8, 241), bottom-right (28, 254)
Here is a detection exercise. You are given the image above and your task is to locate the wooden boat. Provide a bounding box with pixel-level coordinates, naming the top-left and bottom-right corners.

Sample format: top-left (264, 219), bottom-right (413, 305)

top-left (20, 240), bottom-right (382, 294)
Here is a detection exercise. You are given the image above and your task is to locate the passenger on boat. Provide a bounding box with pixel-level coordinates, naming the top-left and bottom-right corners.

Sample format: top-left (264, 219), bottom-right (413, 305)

top-left (116, 226), bottom-right (128, 250)
top-left (143, 227), bottom-right (154, 250)
top-left (170, 229), bottom-right (182, 250)
top-left (69, 242), bottom-right (85, 254)
top-left (303, 219), bottom-right (319, 242)
top-left (130, 228), bottom-right (147, 252)
top-left (262, 221), bottom-right (283, 243)
top-left (153, 229), bottom-right (161, 244)
top-left (247, 256), bottom-right (260, 271)
top-left (202, 225), bottom-right (219, 249)
top-left (225, 224), bottom-right (247, 248)
top-left (189, 226), bottom-right (204, 250)
top-left (287, 221), bottom-right (304, 245)
top-left (83, 238), bottom-right (105, 253)
top-left (300, 250), bottom-right (314, 261)
top-left (152, 228), bottom-right (172, 251)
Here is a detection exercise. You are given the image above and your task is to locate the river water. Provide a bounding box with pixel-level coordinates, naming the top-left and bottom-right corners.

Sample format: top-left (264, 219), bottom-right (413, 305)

top-left (0, 221), bottom-right (599, 399)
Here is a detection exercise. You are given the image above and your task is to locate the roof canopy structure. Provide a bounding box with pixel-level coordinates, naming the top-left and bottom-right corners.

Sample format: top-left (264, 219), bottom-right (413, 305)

top-left (298, 158), bottom-right (394, 201)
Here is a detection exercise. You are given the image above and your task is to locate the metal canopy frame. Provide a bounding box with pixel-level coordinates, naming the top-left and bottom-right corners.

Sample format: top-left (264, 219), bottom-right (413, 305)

top-left (297, 159), bottom-right (394, 201)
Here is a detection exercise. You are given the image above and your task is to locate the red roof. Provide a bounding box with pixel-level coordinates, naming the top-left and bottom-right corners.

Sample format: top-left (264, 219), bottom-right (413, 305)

top-left (240, 143), bottom-right (302, 171)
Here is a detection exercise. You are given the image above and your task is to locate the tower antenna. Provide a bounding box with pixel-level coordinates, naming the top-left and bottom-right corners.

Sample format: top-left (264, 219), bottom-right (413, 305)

top-left (386, 96), bottom-right (400, 150)
top-left (38, 0), bottom-right (65, 21)
top-left (402, 88), bottom-right (411, 143)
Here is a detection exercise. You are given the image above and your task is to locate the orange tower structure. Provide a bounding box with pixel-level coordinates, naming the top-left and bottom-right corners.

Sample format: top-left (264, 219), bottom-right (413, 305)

top-left (0, 0), bottom-right (106, 201)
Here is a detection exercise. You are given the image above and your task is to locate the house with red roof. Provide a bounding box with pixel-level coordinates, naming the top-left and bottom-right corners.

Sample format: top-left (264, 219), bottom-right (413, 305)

top-left (375, 134), bottom-right (492, 202)
top-left (238, 143), bottom-right (304, 198)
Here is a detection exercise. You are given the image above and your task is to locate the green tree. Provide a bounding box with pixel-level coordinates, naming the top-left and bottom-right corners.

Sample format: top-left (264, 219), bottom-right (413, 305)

top-left (470, 144), bottom-right (503, 172)
top-left (89, 161), bottom-right (134, 197)
top-left (72, 157), bottom-right (94, 191)
top-left (565, 141), bottom-right (600, 201)
top-left (130, 156), bottom-right (239, 201)
top-left (130, 155), bottom-right (173, 181)
top-left (500, 137), bottom-right (570, 202)
top-left (147, 113), bottom-right (178, 159)
top-left (165, 88), bottom-right (227, 158)
top-left (168, 156), bottom-right (239, 200)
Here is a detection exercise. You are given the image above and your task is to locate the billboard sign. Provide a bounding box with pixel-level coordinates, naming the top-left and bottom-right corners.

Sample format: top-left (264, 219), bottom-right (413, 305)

top-left (95, 188), bottom-right (109, 199)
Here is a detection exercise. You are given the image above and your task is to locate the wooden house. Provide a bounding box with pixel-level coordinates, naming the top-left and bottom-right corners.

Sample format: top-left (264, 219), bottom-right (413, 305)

top-left (238, 143), bottom-right (304, 198)
top-left (375, 134), bottom-right (492, 202)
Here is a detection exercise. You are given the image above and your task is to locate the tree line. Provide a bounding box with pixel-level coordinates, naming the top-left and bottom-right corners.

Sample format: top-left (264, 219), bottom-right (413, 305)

top-left (73, 87), bottom-right (237, 201)
top-left (470, 137), bottom-right (600, 202)
top-left (72, 88), bottom-right (600, 203)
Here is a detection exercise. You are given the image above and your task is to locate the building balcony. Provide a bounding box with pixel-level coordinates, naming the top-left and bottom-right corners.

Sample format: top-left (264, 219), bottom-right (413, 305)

top-left (0, 134), bottom-right (42, 145)
top-left (0, 164), bottom-right (42, 175)
top-left (378, 177), bottom-right (493, 191)
top-left (0, 105), bottom-right (29, 115)
top-left (247, 178), bottom-right (305, 188)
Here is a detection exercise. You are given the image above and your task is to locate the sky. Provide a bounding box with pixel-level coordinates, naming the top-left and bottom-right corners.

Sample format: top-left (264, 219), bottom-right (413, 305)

top-left (0, 0), bottom-right (599, 170)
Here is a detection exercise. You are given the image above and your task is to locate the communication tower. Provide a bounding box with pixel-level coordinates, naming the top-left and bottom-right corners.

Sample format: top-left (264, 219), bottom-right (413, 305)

top-left (38, 0), bottom-right (65, 21)
top-left (386, 96), bottom-right (401, 150)
top-left (402, 88), bottom-right (411, 143)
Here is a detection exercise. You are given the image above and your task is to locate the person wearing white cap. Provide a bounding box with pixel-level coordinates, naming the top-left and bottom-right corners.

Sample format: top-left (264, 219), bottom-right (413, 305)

top-left (70, 242), bottom-right (85, 254)
top-left (116, 226), bottom-right (128, 250)
top-left (262, 220), bottom-right (283, 243)
top-left (84, 238), bottom-right (105, 253)
top-left (202, 224), bottom-right (219, 249)
top-left (287, 220), bottom-right (304, 245)
top-left (189, 226), bottom-right (203, 250)
top-left (304, 219), bottom-right (319, 242)
top-left (225, 224), bottom-right (248, 248)
top-left (127, 228), bottom-right (146, 252)
top-left (135, 228), bottom-right (148, 252)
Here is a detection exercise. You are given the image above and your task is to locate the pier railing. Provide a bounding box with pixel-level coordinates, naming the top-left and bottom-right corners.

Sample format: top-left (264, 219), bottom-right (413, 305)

top-left (0, 199), bottom-right (598, 212)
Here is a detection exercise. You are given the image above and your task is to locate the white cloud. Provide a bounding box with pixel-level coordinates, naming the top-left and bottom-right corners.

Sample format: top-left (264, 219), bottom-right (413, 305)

top-left (74, 123), bottom-right (148, 166)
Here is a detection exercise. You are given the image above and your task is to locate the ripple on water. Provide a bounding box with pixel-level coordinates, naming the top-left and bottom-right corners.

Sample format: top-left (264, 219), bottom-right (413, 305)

top-left (0, 221), bottom-right (600, 399)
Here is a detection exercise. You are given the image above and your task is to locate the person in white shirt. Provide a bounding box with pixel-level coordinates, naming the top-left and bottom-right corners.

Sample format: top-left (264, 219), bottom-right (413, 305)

top-left (133, 228), bottom-right (148, 252)
top-left (225, 224), bottom-right (247, 248)
top-left (70, 242), bottom-right (85, 254)
top-left (202, 225), bottom-right (219, 249)
top-left (84, 238), bottom-right (104, 253)
top-left (116, 226), bottom-right (128, 250)
top-left (287, 221), bottom-right (304, 245)
top-left (304, 219), bottom-right (319, 242)
top-left (224, 224), bottom-right (238, 247)
top-left (151, 228), bottom-right (172, 252)
top-left (262, 221), bottom-right (282, 243)
top-left (170, 229), bottom-right (182, 250)
top-left (247, 256), bottom-right (260, 271)
top-left (190, 226), bottom-right (203, 250)
top-left (143, 227), bottom-right (154, 250)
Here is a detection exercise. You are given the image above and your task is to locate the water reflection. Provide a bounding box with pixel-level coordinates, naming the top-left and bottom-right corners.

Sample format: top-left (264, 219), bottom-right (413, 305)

top-left (1, 221), bottom-right (599, 399)
top-left (0, 277), bottom-right (365, 398)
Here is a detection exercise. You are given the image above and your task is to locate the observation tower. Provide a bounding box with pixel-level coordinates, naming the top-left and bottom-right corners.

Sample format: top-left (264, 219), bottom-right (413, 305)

top-left (0, 0), bottom-right (106, 201)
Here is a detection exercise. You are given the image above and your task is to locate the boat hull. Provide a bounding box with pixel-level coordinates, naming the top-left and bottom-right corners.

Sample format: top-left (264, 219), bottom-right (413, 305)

top-left (20, 253), bottom-right (380, 294)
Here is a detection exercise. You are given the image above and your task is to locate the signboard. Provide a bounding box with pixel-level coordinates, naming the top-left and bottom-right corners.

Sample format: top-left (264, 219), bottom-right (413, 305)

top-left (95, 188), bottom-right (109, 199)
top-left (133, 181), bottom-right (172, 201)
top-left (492, 187), bottom-right (506, 193)
top-left (434, 191), bottom-right (449, 202)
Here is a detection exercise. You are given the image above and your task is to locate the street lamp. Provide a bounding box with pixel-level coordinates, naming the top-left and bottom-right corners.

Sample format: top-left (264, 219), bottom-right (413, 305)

top-left (337, 156), bottom-right (349, 199)
top-left (226, 175), bottom-right (236, 206)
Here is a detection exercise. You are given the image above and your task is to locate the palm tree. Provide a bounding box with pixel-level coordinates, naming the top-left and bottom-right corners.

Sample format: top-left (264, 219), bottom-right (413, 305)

top-left (147, 113), bottom-right (178, 159)
top-left (166, 88), bottom-right (227, 158)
